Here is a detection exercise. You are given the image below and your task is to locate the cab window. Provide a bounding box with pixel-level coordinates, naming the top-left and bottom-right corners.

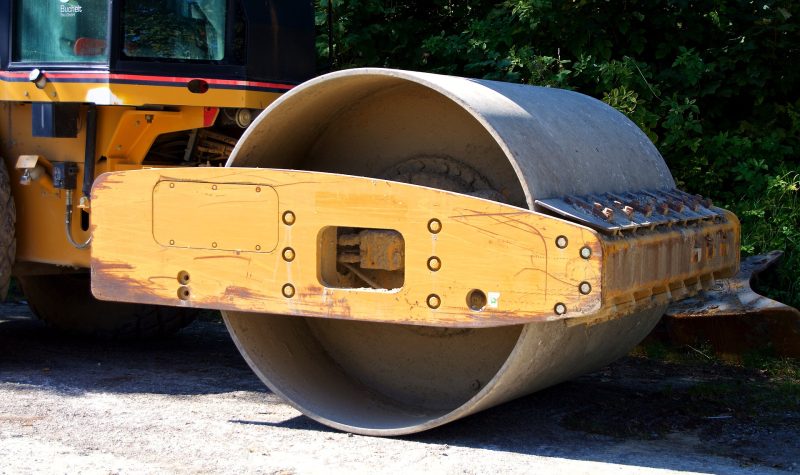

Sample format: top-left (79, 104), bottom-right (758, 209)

top-left (122, 0), bottom-right (227, 61)
top-left (14, 0), bottom-right (110, 63)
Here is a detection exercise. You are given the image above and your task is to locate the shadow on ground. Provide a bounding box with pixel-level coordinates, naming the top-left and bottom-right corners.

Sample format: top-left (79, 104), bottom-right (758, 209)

top-left (0, 303), bottom-right (263, 395)
top-left (2, 302), bottom-right (798, 473)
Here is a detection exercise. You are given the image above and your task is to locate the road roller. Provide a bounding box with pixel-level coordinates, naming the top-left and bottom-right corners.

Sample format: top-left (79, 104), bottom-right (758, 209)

top-left (1, 2), bottom-right (740, 435)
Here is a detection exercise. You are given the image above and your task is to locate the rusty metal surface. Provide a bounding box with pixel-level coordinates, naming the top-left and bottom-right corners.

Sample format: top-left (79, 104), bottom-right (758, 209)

top-left (93, 165), bottom-right (741, 328)
top-left (536, 188), bottom-right (722, 234)
top-left (596, 213), bottom-right (739, 323)
top-left (90, 167), bottom-right (607, 328)
top-left (662, 251), bottom-right (800, 357)
top-left (336, 229), bottom-right (405, 271)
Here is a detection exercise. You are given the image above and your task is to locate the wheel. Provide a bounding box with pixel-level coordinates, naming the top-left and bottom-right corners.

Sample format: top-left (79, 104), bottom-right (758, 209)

top-left (223, 69), bottom-right (671, 435)
top-left (19, 273), bottom-right (197, 339)
top-left (0, 160), bottom-right (16, 300)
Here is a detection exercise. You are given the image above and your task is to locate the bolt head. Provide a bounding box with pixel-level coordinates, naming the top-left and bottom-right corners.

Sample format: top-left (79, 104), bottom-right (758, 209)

top-left (580, 247), bottom-right (592, 259)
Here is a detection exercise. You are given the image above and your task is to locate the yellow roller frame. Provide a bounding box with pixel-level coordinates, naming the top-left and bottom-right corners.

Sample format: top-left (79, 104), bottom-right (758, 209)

top-left (90, 167), bottom-right (739, 328)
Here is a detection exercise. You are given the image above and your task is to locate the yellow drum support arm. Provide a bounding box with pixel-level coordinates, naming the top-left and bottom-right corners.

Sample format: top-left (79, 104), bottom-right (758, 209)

top-left (90, 167), bottom-right (738, 328)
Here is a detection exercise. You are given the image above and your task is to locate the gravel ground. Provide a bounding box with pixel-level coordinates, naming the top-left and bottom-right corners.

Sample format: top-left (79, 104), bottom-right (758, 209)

top-left (1, 302), bottom-right (797, 474)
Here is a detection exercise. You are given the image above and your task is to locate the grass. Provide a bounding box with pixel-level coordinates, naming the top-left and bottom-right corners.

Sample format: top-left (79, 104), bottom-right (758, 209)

top-left (637, 342), bottom-right (800, 419)
top-left (563, 342), bottom-right (800, 441)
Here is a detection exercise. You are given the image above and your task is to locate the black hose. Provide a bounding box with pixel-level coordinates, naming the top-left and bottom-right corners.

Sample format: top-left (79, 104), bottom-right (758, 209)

top-left (81, 104), bottom-right (97, 199)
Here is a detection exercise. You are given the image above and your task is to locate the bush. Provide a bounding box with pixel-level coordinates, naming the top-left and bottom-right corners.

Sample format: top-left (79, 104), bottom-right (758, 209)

top-left (316, 0), bottom-right (800, 306)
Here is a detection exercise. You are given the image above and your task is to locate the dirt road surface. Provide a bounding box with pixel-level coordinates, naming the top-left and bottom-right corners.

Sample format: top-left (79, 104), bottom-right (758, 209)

top-left (1, 302), bottom-right (797, 474)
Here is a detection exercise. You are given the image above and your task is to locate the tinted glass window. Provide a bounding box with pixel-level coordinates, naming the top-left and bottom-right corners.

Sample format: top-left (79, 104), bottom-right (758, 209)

top-left (123, 0), bottom-right (227, 61)
top-left (14, 0), bottom-right (109, 63)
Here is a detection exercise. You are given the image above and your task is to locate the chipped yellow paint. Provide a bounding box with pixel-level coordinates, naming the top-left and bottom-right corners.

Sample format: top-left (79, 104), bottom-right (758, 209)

top-left (90, 168), bottom-right (740, 328)
top-left (91, 167), bottom-right (604, 327)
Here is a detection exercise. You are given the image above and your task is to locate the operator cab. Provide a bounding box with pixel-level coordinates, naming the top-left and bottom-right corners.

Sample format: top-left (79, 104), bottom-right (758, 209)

top-left (0, 0), bottom-right (315, 87)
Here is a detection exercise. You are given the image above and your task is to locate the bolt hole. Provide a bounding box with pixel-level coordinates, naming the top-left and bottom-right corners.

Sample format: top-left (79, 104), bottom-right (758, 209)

top-left (554, 302), bottom-right (567, 315)
top-left (427, 256), bottom-right (441, 272)
top-left (426, 294), bottom-right (441, 309)
top-left (283, 211), bottom-right (296, 226)
top-left (282, 247), bottom-right (295, 262)
top-left (427, 218), bottom-right (442, 234)
top-left (177, 286), bottom-right (191, 301)
top-left (282, 284), bottom-right (295, 298)
top-left (467, 289), bottom-right (487, 311)
top-left (177, 271), bottom-right (190, 285)
top-left (556, 235), bottom-right (568, 249)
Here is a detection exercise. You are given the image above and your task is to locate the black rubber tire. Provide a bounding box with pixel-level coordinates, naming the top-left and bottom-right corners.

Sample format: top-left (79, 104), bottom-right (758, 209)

top-left (18, 273), bottom-right (197, 339)
top-left (0, 160), bottom-right (16, 300)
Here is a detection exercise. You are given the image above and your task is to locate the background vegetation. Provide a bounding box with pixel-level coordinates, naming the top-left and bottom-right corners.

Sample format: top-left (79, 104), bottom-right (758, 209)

top-left (316, 0), bottom-right (799, 307)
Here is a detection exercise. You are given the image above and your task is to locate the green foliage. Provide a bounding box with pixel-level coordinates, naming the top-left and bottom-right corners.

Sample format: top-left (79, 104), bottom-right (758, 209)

top-left (738, 171), bottom-right (800, 304)
top-left (316, 0), bottom-right (800, 306)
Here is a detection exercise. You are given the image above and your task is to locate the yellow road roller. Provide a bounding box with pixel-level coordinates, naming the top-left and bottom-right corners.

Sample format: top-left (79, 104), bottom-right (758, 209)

top-left (1, 2), bottom-right (738, 435)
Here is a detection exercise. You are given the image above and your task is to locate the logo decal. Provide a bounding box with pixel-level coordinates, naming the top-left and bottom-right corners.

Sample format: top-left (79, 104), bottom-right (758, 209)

top-left (59, 0), bottom-right (83, 17)
top-left (487, 292), bottom-right (500, 309)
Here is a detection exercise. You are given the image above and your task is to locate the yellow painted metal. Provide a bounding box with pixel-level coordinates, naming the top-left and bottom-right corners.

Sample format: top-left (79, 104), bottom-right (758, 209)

top-left (152, 180), bottom-right (280, 252)
top-left (578, 214), bottom-right (740, 326)
top-left (1, 103), bottom-right (91, 266)
top-left (90, 167), bottom-right (604, 327)
top-left (103, 108), bottom-right (211, 165)
top-left (0, 79), bottom-right (283, 109)
top-left (0, 102), bottom-right (214, 267)
top-left (90, 166), bottom-right (739, 328)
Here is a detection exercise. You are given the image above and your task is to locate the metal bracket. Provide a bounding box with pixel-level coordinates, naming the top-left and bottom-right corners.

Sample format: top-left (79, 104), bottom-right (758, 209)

top-left (662, 251), bottom-right (800, 357)
top-left (536, 188), bottom-right (724, 234)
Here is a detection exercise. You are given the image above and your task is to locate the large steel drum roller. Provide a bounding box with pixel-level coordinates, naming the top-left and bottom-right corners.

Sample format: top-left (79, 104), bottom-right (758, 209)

top-left (222, 69), bottom-right (674, 435)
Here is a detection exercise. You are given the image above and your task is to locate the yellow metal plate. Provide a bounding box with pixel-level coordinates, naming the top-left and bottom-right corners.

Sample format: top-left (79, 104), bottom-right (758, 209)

top-left (90, 168), bottom-right (739, 328)
top-left (152, 180), bottom-right (279, 253)
top-left (91, 167), bottom-right (603, 327)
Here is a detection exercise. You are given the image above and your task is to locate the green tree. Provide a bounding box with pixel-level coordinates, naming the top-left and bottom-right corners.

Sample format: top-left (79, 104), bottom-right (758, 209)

top-left (316, 0), bottom-right (800, 306)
